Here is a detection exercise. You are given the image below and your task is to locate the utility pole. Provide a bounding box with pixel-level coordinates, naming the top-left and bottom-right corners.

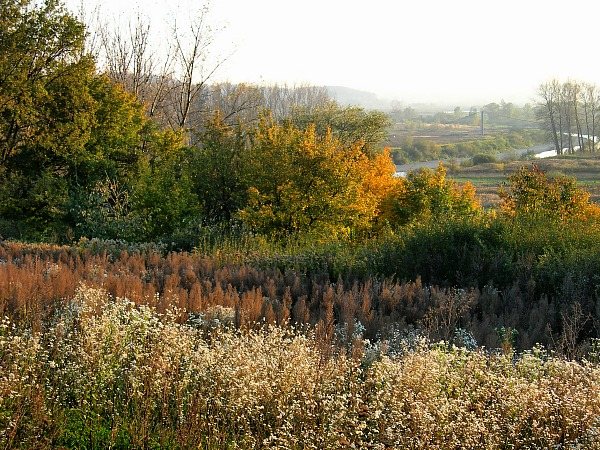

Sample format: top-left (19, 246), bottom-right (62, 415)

top-left (481, 111), bottom-right (484, 136)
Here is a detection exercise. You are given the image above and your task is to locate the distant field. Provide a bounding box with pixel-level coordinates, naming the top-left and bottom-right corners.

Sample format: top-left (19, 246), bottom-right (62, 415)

top-left (387, 123), bottom-right (483, 146)
top-left (386, 120), bottom-right (546, 166)
top-left (450, 154), bottom-right (600, 207)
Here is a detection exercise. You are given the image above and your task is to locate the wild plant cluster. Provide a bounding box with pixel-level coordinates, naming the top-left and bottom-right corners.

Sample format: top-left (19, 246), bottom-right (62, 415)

top-left (2, 284), bottom-right (600, 449)
top-left (3, 238), bottom-right (599, 356)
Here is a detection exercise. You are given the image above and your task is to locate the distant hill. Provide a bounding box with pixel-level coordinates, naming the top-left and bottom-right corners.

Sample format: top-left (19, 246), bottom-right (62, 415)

top-left (325, 86), bottom-right (393, 110)
top-left (324, 86), bottom-right (496, 112)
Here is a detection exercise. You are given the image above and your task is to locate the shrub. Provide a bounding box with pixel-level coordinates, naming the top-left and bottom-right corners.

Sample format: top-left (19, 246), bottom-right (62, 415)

top-left (471, 153), bottom-right (498, 165)
top-left (381, 164), bottom-right (481, 227)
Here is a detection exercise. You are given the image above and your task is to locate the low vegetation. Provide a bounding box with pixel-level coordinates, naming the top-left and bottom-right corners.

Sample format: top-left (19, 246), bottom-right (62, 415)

top-left (452, 154), bottom-right (600, 207)
top-left (2, 285), bottom-right (600, 449)
top-left (390, 129), bottom-right (545, 165)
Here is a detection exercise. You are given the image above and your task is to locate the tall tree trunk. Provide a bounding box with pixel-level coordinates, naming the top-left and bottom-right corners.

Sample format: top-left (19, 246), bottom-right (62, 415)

top-left (538, 81), bottom-right (561, 153)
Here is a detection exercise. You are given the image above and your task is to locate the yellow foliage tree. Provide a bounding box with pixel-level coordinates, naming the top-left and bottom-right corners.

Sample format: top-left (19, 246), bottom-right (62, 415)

top-left (355, 148), bottom-right (399, 225)
top-left (237, 115), bottom-right (396, 237)
top-left (381, 164), bottom-right (481, 227)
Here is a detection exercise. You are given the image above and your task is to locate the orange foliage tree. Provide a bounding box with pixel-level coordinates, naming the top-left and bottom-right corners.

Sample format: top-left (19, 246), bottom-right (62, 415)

top-left (237, 115), bottom-right (396, 237)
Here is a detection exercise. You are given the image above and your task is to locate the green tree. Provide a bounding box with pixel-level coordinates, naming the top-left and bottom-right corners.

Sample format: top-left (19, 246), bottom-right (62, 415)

top-left (0, 0), bottom-right (172, 241)
top-left (288, 102), bottom-right (390, 157)
top-left (132, 143), bottom-right (201, 243)
top-left (70, 124), bottom-right (199, 243)
top-left (79, 75), bottom-right (148, 183)
top-left (483, 103), bottom-right (500, 122)
top-left (453, 106), bottom-right (462, 120)
top-left (0, 0), bottom-right (97, 239)
top-left (190, 112), bottom-right (248, 224)
top-left (0, 0), bottom-right (94, 168)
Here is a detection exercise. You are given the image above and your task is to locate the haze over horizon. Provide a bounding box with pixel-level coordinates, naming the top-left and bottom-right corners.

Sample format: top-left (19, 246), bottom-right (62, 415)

top-left (64, 0), bottom-right (600, 107)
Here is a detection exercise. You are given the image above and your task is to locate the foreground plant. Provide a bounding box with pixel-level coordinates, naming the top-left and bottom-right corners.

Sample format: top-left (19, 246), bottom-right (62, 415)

top-left (1, 286), bottom-right (600, 449)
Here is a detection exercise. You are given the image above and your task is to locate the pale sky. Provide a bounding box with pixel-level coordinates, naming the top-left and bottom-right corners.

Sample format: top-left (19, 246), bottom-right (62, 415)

top-left (64, 0), bottom-right (600, 106)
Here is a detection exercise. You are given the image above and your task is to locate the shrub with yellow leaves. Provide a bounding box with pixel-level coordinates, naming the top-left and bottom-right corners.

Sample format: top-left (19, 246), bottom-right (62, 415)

top-left (382, 164), bottom-right (481, 227)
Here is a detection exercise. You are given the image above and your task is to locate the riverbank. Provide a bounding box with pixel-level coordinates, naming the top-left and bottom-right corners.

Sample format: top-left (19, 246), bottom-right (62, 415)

top-left (395, 143), bottom-right (554, 176)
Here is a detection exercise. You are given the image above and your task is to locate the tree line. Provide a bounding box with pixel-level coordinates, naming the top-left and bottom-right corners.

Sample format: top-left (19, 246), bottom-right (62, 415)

top-left (389, 101), bottom-right (537, 128)
top-left (0, 0), bottom-right (399, 245)
top-left (4, 0), bottom-right (600, 250)
top-left (538, 79), bottom-right (600, 154)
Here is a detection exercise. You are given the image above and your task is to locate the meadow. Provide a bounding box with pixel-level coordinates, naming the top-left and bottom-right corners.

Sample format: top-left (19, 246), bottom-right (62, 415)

top-left (3, 220), bottom-right (600, 448)
top-left (3, 280), bottom-right (600, 449)
top-left (5, 1), bottom-right (600, 447)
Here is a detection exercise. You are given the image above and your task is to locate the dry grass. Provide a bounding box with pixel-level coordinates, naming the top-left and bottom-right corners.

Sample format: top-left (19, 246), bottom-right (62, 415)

top-left (1, 240), bottom-right (596, 355)
top-left (1, 285), bottom-right (600, 449)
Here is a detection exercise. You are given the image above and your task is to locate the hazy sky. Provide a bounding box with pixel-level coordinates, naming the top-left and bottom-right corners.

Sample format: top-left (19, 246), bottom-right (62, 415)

top-left (64, 0), bottom-right (600, 106)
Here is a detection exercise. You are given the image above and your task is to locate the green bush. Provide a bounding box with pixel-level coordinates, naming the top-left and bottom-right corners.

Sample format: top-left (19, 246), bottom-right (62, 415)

top-left (363, 217), bottom-right (513, 287)
top-left (471, 153), bottom-right (498, 165)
